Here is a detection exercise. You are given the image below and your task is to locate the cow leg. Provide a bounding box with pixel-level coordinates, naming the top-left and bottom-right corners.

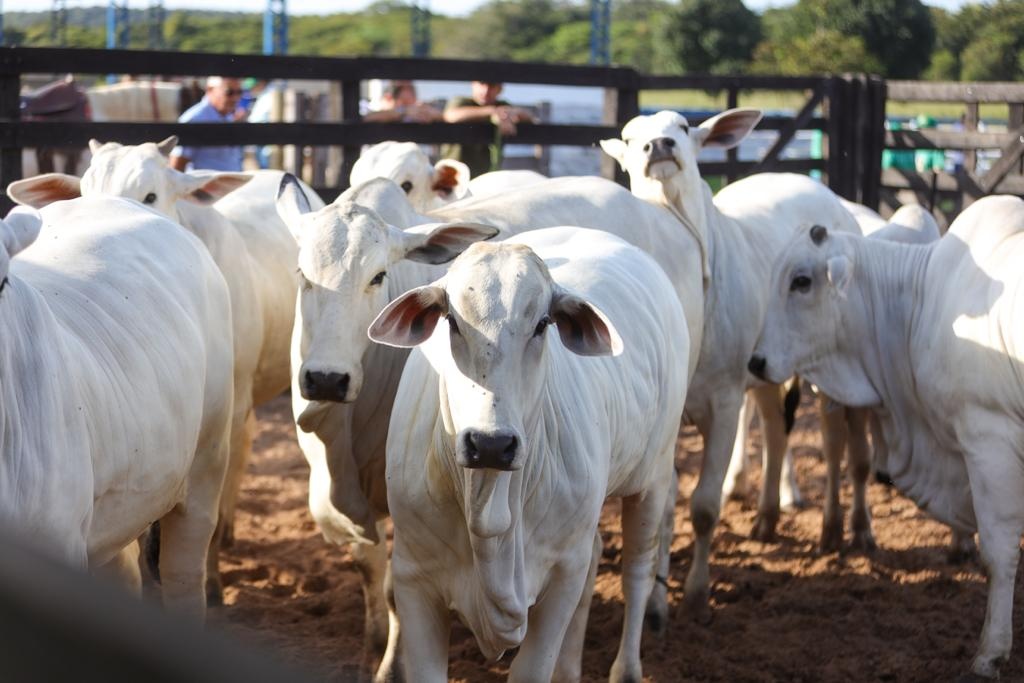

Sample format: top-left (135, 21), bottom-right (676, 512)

top-left (511, 547), bottom-right (593, 683)
top-left (207, 383), bottom-right (255, 606)
top-left (610, 475), bottom-right (671, 683)
top-left (722, 392), bottom-right (754, 503)
top-left (95, 541), bottom-right (143, 596)
top-left (645, 466), bottom-right (677, 635)
top-left (552, 532), bottom-right (601, 683)
top-left (867, 410), bottom-right (892, 484)
top-left (846, 407), bottom-right (876, 552)
top-left (351, 524), bottom-right (392, 680)
top-left (751, 383), bottom-right (790, 542)
top-left (819, 392), bottom-right (847, 553)
top-left (684, 389), bottom-right (744, 623)
top-left (962, 432), bottom-right (1024, 679)
top-left (376, 556), bottom-right (403, 683)
top-left (393, 552), bottom-right (450, 683)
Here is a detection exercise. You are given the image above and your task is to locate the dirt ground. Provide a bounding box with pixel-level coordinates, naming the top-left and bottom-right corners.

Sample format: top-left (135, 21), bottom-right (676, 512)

top-left (214, 393), bottom-right (1023, 682)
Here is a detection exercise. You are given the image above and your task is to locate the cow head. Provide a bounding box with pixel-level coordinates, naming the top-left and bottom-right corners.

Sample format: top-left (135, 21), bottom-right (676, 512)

top-left (0, 206), bottom-right (42, 287)
top-left (6, 137), bottom-right (250, 218)
top-left (369, 241), bottom-right (621, 538)
top-left (277, 174), bottom-right (498, 416)
top-left (350, 141), bottom-right (470, 212)
top-left (750, 224), bottom-right (879, 406)
top-left (600, 108), bottom-right (762, 203)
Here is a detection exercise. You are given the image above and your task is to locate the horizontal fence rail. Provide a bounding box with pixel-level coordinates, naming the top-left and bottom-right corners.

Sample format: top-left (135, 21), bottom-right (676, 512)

top-left (1, 47), bottom-right (863, 211)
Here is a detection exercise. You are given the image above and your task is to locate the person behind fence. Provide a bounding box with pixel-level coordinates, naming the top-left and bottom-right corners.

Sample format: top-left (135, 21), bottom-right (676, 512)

top-left (169, 76), bottom-right (246, 172)
top-left (440, 81), bottom-right (537, 177)
top-left (363, 80), bottom-right (442, 123)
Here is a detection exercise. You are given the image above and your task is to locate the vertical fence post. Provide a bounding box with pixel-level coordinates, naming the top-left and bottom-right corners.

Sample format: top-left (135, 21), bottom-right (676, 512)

top-left (962, 101), bottom-right (979, 210)
top-left (601, 69), bottom-right (638, 187)
top-left (0, 72), bottom-right (21, 214)
top-left (825, 76), bottom-right (845, 199)
top-left (862, 76), bottom-right (886, 211)
top-left (339, 78), bottom-right (360, 192)
top-left (1010, 102), bottom-right (1023, 175)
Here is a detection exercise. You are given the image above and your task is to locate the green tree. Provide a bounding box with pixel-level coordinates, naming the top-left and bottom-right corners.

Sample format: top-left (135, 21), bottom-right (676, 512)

top-left (753, 28), bottom-right (882, 75)
top-left (753, 0), bottom-right (934, 78)
top-left (661, 0), bottom-right (761, 74)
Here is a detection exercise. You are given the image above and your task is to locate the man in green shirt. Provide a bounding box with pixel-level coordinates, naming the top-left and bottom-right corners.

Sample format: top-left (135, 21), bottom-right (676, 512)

top-left (440, 81), bottom-right (537, 177)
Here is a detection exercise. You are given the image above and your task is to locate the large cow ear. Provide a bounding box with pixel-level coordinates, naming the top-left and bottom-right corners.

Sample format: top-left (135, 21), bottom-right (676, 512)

top-left (549, 285), bottom-right (623, 357)
top-left (368, 285), bottom-right (448, 348)
top-left (276, 172), bottom-right (314, 239)
top-left (177, 171), bottom-right (251, 205)
top-left (826, 255), bottom-right (853, 297)
top-left (398, 222), bottom-right (500, 264)
top-left (0, 205), bottom-right (43, 258)
top-left (6, 173), bottom-right (82, 208)
top-left (695, 108), bottom-right (762, 150)
top-left (432, 159), bottom-right (470, 201)
top-left (599, 138), bottom-right (628, 170)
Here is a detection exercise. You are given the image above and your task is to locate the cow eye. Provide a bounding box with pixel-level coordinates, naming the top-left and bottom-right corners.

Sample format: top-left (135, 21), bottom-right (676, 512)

top-left (446, 313), bottom-right (461, 336)
top-left (400, 181), bottom-right (413, 194)
top-left (369, 271), bottom-right (386, 286)
top-left (533, 315), bottom-right (551, 338)
top-left (790, 275), bottom-right (812, 293)
top-left (143, 192), bottom-right (157, 204)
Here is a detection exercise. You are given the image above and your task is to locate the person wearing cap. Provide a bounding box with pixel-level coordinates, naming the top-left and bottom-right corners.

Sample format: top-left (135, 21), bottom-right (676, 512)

top-left (440, 81), bottom-right (537, 177)
top-left (169, 76), bottom-right (246, 172)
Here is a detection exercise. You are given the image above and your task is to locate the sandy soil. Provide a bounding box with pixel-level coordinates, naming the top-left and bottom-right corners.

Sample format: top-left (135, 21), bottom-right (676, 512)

top-left (214, 393), bottom-right (1023, 682)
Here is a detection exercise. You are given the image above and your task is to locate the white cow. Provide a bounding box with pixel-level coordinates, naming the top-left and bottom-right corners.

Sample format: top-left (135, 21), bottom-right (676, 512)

top-left (276, 173), bottom-right (704, 678)
top-left (467, 169), bottom-right (548, 199)
top-left (371, 227), bottom-right (688, 682)
top-left (600, 109), bottom-right (863, 618)
top-left (750, 195), bottom-right (1024, 679)
top-left (0, 198), bottom-right (234, 619)
top-left (6, 139), bottom-right (325, 599)
top-left (86, 80), bottom-right (184, 122)
top-left (726, 203), bottom-right (942, 553)
top-left (350, 141), bottom-right (470, 211)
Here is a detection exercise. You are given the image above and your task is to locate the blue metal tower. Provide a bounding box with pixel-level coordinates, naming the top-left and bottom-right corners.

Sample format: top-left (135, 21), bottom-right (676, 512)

top-left (263, 0), bottom-right (288, 55)
top-left (589, 0), bottom-right (611, 66)
top-left (106, 1), bottom-right (129, 50)
top-left (148, 1), bottom-right (166, 50)
top-left (411, 1), bottom-right (430, 58)
top-left (1, 0), bottom-right (5, 46)
top-left (51, 0), bottom-right (68, 46)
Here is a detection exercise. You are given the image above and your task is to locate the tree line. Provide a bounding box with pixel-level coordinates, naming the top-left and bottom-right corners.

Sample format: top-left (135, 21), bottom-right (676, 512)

top-left (3, 0), bottom-right (1022, 81)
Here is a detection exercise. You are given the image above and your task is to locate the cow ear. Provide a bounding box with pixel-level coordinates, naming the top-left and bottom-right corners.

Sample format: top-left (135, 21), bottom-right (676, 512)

top-left (88, 139), bottom-right (104, 154)
top-left (368, 285), bottom-right (448, 348)
top-left (549, 285), bottom-right (623, 357)
top-left (432, 159), bottom-right (470, 201)
top-left (177, 172), bottom-right (251, 205)
top-left (0, 205), bottom-right (43, 258)
top-left (276, 173), bottom-right (314, 239)
top-left (399, 222), bottom-right (501, 265)
top-left (826, 255), bottom-right (853, 297)
top-left (6, 173), bottom-right (82, 208)
top-left (695, 108), bottom-right (762, 150)
top-left (599, 138), bottom-right (628, 170)
top-left (156, 135), bottom-right (178, 157)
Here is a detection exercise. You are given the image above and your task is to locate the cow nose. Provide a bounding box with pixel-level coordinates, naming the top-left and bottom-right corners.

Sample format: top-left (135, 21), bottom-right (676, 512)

top-left (463, 431), bottom-right (518, 471)
top-left (747, 354), bottom-right (767, 380)
top-left (645, 137), bottom-right (675, 154)
top-left (301, 370), bottom-right (350, 402)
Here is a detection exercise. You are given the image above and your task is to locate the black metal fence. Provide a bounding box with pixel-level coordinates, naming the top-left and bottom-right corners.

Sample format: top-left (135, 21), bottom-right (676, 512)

top-left (0, 47), bottom-right (881, 211)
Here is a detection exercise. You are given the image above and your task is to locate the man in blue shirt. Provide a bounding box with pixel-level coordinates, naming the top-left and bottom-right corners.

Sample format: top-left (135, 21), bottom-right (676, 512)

top-left (169, 76), bottom-right (245, 172)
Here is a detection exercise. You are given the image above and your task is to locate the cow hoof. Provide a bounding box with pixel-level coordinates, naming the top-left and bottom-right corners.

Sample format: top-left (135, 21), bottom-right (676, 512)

top-left (847, 529), bottom-right (877, 554)
top-left (751, 512), bottom-right (778, 542)
top-left (645, 588), bottom-right (669, 636)
top-left (819, 523), bottom-right (844, 554)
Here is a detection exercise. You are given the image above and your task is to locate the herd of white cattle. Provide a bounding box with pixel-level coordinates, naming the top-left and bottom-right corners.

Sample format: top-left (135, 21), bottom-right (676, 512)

top-left (1, 106), bottom-right (1021, 681)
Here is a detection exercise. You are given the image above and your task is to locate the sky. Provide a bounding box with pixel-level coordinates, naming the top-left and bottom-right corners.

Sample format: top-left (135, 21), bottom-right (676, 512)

top-left (4, 0), bottom-right (973, 15)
